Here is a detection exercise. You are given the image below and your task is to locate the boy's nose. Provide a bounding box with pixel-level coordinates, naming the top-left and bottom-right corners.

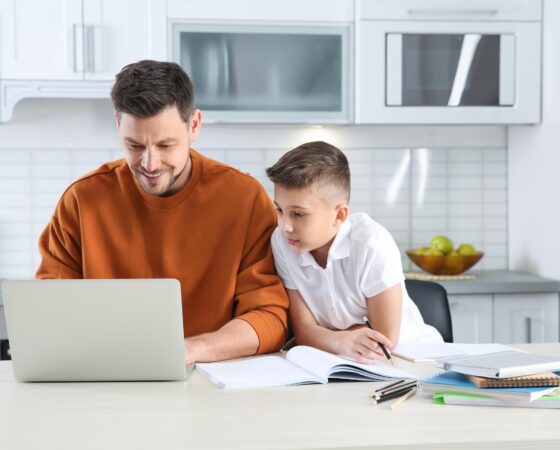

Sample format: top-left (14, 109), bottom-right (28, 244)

top-left (280, 217), bottom-right (293, 233)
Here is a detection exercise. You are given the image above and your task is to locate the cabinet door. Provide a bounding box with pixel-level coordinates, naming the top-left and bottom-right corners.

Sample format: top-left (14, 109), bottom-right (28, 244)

top-left (82, 0), bottom-right (166, 81)
top-left (494, 293), bottom-right (559, 344)
top-left (171, 23), bottom-right (351, 123)
top-left (0, 0), bottom-right (83, 80)
top-left (448, 294), bottom-right (493, 343)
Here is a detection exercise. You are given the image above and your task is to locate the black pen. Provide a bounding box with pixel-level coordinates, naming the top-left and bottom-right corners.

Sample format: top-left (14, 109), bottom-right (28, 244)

top-left (363, 316), bottom-right (393, 365)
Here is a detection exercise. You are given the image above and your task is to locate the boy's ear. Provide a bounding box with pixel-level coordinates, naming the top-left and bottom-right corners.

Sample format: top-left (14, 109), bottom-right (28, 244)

top-left (334, 204), bottom-right (349, 225)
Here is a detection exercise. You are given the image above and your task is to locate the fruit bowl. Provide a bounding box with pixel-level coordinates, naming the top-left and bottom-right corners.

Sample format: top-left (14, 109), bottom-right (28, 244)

top-left (406, 250), bottom-right (484, 275)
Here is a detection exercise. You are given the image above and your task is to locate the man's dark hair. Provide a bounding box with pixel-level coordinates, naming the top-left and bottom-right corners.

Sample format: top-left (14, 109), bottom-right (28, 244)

top-left (111, 60), bottom-right (195, 122)
top-left (266, 141), bottom-right (351, 203)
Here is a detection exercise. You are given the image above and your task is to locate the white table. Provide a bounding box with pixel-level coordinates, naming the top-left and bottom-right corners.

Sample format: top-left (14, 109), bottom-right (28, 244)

top-left (1, 344), bottom-right (560, 449)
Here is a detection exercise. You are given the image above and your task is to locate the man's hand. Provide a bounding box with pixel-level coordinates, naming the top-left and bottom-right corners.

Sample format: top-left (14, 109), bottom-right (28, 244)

top-left (336, 328), bottom-right (393, 365)
top-left (183, 318), bottom-right (260, 364)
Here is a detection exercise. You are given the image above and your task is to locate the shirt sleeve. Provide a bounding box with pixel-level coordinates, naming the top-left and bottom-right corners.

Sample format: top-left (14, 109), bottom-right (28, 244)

top-left (271, 229), bottom-right (298, 290)
top-left (359, 229), bottom-right (405, 299)
top-left (233, 187), bottom-right (289, 354)
top-left (35, 189), bottom-right (83, 279)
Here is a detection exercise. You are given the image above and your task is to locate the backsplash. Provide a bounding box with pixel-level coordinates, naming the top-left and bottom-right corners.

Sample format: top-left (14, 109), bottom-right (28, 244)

top-left (0, 143), bottom-right (507, 279)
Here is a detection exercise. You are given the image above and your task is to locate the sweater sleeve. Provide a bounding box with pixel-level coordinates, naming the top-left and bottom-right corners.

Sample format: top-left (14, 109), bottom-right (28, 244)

top-left (233, 188), bottom-right (289, 354)
top-left (35, 189), bottom-right (83, 279)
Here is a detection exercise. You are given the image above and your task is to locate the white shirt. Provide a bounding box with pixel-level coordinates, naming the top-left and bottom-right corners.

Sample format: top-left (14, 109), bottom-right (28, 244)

top-left (271, 212), bottom-right (442, 344)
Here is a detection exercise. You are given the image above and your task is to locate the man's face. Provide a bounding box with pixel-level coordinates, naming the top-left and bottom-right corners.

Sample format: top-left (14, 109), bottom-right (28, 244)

top-left (273, 184), bottom-right (343, 255)
top-left (117, 106), bottom-right (201, 197)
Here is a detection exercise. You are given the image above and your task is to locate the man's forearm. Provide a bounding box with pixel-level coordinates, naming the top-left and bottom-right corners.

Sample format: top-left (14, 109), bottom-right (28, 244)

top-left (184, 318), bottom-right (260, 364)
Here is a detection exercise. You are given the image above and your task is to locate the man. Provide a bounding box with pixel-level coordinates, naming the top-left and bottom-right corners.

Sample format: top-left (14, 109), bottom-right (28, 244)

top-left (36, 60), bottom-right (289, 363)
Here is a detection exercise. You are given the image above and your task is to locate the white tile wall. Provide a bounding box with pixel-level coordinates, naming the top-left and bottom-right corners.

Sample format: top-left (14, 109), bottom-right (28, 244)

top-left (0, 99), bottom-right (508, 278)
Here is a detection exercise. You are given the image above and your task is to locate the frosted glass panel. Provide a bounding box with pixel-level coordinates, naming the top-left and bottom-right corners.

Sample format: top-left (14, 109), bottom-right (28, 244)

top-left (177, 29), bottom-right (343, 112)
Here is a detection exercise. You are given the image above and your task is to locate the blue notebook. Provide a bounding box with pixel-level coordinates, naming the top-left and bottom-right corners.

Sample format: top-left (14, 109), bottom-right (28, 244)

top-left (421, 371), bottom-right (559, 402)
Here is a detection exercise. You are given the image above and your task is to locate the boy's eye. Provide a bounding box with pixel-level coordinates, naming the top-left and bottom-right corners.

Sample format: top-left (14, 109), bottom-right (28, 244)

top-left (292, 212), bottom-right (305, 218)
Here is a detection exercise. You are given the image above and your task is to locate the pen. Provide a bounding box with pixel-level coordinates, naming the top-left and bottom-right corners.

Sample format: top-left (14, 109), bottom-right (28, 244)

top-left (363, 316), bottom-right (393, 365)
top-left (389, 387), bottom-right (417, 410)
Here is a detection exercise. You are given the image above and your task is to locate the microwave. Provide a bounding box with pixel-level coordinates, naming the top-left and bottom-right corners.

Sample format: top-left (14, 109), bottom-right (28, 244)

top-left (356, 0), bottom-right (542, 124)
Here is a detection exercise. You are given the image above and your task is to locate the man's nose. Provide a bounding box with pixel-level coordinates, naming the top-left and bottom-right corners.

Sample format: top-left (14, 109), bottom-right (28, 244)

top-left (141, 147), bottom-right (160, 172)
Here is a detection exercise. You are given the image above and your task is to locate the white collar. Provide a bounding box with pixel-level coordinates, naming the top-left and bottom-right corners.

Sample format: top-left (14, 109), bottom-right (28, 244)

top-left (297, 219), bottom-right (351, 268)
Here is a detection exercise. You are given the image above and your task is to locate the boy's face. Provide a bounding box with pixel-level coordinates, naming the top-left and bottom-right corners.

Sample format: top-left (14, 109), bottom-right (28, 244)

top-left (274, 184), bottom-right (346, 255)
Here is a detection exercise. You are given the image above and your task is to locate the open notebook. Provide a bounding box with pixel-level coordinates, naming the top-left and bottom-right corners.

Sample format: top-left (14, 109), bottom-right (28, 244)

top-left (196, 345), bottom-right (415, 389)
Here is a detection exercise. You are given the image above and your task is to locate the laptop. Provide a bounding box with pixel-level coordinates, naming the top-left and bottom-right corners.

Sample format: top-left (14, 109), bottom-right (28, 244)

top-left (1, 279), bottom-right (187, 382)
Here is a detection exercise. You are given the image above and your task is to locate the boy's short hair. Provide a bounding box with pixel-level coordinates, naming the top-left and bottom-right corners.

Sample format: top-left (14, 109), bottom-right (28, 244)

top-left (111, 60), bottom-right (195, 123)
top-left (266, 141), bottom-right (350, 203)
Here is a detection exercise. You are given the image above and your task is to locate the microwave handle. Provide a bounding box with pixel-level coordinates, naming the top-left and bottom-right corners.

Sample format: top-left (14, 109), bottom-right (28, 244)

top-left (407, 8), bottom-right (499, 17)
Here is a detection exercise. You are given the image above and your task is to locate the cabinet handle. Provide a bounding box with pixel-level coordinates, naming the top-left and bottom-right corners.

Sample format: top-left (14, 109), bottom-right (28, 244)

top-left (85, 25), bottom-right (95, 74)
top-left (525, 317), bottom-right (532, 343)
top-left (73, 24), bottom-right (84, 73)
top-left (407, 8), bottom-right (498, 17)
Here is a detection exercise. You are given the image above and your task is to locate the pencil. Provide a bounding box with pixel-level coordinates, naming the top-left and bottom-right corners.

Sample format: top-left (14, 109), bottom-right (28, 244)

top-left (389, 388), bottom-right (417, 410)
top-left (363, 317), bottom-right (393, 365)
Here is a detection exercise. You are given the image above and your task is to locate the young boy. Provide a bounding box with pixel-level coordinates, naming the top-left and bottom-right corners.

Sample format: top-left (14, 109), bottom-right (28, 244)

top-left (266, 141), bottom-right (442, 364)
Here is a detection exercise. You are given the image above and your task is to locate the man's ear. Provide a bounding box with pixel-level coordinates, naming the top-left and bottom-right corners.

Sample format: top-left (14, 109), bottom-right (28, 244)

top-left (188, 109), bottom-right (202, 140)
top-left (114, 111), bottom-right (121, 130)
top-left (334, 204), bottom-right (349, 225)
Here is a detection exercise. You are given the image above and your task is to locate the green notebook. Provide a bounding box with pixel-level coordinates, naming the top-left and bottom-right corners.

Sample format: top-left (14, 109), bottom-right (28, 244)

top-left (434, 392), bottom-right (560, 409)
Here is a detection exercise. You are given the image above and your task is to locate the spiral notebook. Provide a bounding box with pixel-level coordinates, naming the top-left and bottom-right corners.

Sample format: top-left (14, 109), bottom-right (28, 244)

top-left (466, 372), bottom-right (560, 388)
top-left (420, 371), bottom-right (559, 401)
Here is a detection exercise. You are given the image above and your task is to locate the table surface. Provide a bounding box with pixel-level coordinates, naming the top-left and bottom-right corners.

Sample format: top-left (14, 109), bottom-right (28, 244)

top-left (1, 344), bottom-right (560, 450)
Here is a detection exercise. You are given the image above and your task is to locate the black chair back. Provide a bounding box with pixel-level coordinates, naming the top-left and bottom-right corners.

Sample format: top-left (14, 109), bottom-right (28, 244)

top-left (404, 279), bottom-right (454, 343)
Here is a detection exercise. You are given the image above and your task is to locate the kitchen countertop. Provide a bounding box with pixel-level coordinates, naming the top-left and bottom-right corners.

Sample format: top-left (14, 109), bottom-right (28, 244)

top-left (435, 270), bottom-right (560, 295)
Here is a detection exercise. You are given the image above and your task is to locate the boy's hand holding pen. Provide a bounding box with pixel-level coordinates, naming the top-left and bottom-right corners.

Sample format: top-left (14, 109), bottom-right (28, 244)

top-left (337, 320), bottom-right (393, 365)
top-left (363, 317), bottom-right (393, 365)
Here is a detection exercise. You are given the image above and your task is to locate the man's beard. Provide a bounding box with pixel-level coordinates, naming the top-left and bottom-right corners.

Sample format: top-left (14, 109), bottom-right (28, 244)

top-left (135, 158), bottom-right (189, 197)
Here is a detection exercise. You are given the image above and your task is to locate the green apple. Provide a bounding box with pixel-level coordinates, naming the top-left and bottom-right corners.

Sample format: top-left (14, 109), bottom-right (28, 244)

top-left (413, 247), bottom-right (430, 255)
top-left (448, 250), bottom-right (460, 256)
top-left (458, 243), bottom-right (477, 256)
top-left (430, 235), bottom-right (454, 255)
top-left (425, 248), bottom-right (444, 256)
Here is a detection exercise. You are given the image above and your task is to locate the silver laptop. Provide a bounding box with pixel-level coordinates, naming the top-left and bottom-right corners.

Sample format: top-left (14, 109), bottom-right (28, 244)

top-left (1, 279), bottom-right (186, 382)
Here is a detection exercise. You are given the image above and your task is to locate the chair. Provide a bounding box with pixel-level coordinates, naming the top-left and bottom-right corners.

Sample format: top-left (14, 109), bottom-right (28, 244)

top-left (404, 279), bottom-right (454, 343)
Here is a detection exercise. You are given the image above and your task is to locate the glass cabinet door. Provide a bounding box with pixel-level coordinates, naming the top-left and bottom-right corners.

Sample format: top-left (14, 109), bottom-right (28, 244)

top-left (172, 24), bottom-right (351, 122)
top-left (386, 33), bottom-right (515, 107)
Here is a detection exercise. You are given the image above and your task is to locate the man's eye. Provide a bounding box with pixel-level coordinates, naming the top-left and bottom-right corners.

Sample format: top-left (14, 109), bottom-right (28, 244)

top-left (276, 208), bottom-right (283, 215)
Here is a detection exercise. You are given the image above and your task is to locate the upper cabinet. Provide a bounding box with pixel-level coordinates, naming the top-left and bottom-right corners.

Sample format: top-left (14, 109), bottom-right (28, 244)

top-left (0, 0), bottom-right (165, 121)
top-left (356, 0), bottom-right (543, 124)
top-left (0, 0), bottom-right (543, 124)
top-left (0, 0), bottom-right (165, 80)
top-left (168, 0), bottom-right (353, 123)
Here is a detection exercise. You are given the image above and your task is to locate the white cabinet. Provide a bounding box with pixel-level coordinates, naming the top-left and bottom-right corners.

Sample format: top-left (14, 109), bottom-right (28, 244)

top-left (0, 0), bottom-right (164, 81)
top-left (494, 293), bottom-right (559, 344)
top-left (0, 0), bottom-right (83, 80)
top-left (449, 294), bottom-right (493, 343)
top-left (448, 292), bottom-right (560, 344)
top-left (0, 0), bottom-right (166, 121)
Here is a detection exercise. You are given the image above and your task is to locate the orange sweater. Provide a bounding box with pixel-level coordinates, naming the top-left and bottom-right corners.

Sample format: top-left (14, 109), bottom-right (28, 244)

top-left (36, 150), bottom-right (288, 353)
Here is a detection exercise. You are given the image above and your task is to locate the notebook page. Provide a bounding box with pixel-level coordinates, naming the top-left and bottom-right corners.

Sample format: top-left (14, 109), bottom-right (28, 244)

top-left (394, 342), bottom-right (514, 362)
top-left (286, 346), bottom-right (414, 381)
top-left (196, 355), bottom-right (322, 389)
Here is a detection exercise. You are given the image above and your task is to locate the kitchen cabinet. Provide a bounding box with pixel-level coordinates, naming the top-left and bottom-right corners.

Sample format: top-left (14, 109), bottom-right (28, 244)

top-left (0, 0), bottom-right (165, 121)
top-left (494, 293), bottom-right (559, 344)
top-left (168, 0), bottom-right (353, 123)
top-left (448, 294), bottom-right (493, 343)
top-left (448, 292), bottom-right (559, 344)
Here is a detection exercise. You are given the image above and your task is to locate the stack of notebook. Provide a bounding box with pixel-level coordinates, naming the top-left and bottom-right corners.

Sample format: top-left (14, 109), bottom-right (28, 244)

top-left (421, 350), bottom-right (560, 408)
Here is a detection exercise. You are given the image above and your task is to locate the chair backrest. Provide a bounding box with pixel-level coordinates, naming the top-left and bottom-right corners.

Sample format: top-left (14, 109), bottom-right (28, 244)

top-left (404, 279), bottom-right (454, 343)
